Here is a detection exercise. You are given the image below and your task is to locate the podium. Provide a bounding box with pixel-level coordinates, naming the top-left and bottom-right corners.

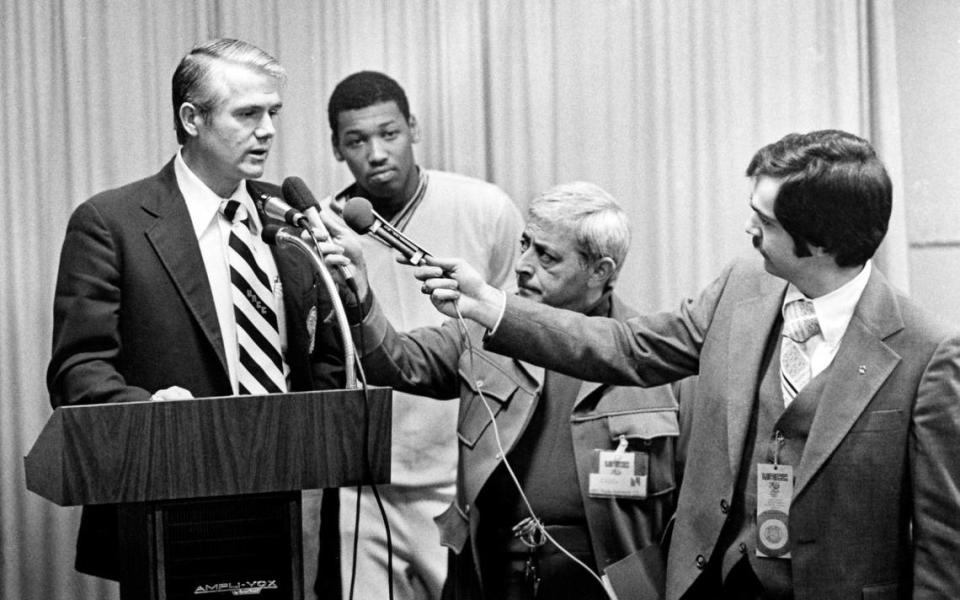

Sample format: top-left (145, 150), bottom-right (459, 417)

top-left (24, 388), bottom-right (392, 600)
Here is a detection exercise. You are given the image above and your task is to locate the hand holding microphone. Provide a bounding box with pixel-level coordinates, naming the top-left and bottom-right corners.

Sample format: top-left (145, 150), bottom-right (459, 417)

top-left (413, 256), bottom-right (504, 327)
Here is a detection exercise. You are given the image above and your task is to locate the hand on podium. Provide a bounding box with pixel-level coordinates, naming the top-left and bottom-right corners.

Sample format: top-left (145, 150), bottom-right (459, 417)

top-left (150, 386), bottom-right (194, 401)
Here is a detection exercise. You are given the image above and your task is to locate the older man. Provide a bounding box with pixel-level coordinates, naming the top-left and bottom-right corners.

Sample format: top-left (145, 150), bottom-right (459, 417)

top-left (331, 182), bottom-right (678, 599)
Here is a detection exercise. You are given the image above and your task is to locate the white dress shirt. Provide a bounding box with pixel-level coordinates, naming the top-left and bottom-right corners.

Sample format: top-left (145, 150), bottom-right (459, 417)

top-left (782, 260), bottom-right (872, 379)
top-left (174, 150), bottom-right (286, 394)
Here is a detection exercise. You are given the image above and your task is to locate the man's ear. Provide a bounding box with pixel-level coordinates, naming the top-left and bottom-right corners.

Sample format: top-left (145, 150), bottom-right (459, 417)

top-left (590, 257), bottom-right (617, 289)
top-left (178, 103), bottom-right (202, 139)
top-left (331, 134), bottom-right (344, 161)
top-left (408, 114), bottom-right (420, 144)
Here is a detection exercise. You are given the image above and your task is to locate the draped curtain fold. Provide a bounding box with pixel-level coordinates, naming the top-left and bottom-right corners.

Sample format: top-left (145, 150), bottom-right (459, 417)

top-left (0, 2), bottom-right (903, 598)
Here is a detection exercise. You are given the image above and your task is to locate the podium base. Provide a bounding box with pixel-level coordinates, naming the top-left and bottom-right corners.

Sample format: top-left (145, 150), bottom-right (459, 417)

top-left (119, 492), bottom-right (303, 600)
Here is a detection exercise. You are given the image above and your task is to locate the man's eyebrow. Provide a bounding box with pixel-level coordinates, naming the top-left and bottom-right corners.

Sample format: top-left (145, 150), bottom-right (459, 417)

top-left (749, 199), bottom-right (775, 221)
top-left (234, 100), bottom-right (283, 111)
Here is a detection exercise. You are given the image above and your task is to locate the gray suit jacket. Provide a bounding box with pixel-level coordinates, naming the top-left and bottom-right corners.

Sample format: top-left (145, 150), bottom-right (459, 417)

top-left (486, 257), bottom-right (960, 600)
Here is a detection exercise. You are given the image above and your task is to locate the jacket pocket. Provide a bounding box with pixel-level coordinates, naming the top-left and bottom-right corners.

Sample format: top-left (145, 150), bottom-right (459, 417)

top-left (849, 409), bottom-right (903, 433)
top-left (456, 353), bottom-right (527, 448)
top-left (607, 410), bottom-right (680, 440)
top-left (605, 409), bottom-right (679, 497)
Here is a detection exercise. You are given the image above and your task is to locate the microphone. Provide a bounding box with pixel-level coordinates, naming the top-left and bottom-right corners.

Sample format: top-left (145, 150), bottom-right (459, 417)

top-left (261, 224), bottom-right (303, 247)
top-left (262, 224), bottom-right (357, 388)
top-left (342, 197), bottom-right (432, 266)
top-left (280, 176), bottom-right (357, 292)
top-left (256, 192), bottom-right (309, 228)
top-left (281, 176), bottom-right (330, 241)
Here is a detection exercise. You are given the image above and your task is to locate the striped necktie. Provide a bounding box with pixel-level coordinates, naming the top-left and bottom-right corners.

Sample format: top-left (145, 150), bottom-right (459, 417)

top-left (780, 298), bottom-right (820, 407)
top-left (220, 199), bottom-right (288, 395)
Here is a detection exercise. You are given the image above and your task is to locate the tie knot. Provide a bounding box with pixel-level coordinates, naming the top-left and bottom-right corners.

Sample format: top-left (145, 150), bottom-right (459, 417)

top-left (219, 199), bottom-right (250, 227)
top-left (782, 298), bottom-right (820, 343)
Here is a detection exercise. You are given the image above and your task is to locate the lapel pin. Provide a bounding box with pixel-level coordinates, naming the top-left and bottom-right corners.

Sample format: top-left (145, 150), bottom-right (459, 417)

top-left (858, 365), bottom-right (866, 375)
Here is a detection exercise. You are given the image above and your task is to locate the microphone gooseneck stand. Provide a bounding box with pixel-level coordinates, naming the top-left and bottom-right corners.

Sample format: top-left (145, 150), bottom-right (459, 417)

top-left (264, 225), bottom-right (358, 389)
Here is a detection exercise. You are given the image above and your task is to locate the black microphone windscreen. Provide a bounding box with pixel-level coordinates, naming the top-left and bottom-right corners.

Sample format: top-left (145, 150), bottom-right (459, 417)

top-left (261, 224), bottom-right (285, 246)
top-left (342, 197), bottom-right (377, 233)
top-left (281, 176), bottom-right (317, 211)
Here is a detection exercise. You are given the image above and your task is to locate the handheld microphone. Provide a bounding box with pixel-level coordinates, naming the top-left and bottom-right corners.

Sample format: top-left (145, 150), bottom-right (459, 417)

top-left (280, 176), bottom-right (357, 291)
top-left (281, 176), bottom-right (330, 241)
top-left (256, 193), bottom-right (309, 228)
top-left (342, 197), bottom-right (432, 266)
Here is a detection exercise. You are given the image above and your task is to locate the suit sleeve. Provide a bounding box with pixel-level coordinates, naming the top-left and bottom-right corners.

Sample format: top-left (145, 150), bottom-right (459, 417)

top-left (353, 295), bottom-right (470, 399)
top-left (484, 264), bottom-right (734, 387)
top-left (910, 334), bottom-right (960, 596)
top-left (46, 202), bottom-right (151, 406)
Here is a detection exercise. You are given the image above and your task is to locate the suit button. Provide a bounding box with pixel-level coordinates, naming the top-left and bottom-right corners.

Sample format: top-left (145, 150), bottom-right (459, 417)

top-left (695, 555), bottom-right (705, 569)
top-left (738, 542), bottom-right (747, 554)
top-left (720, 499), bottom-right (729, 514)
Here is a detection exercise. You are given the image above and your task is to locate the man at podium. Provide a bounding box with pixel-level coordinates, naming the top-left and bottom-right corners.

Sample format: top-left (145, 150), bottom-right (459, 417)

top-left (46, 38), bottom-right (341, 582)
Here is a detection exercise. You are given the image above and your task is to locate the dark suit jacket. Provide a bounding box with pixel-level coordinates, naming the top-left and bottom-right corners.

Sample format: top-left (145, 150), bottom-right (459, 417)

top-left (356, 293), bottom-right (678, 599)
top-left (485, 258), bottom-right (960, 600)
top-left (47, 159), bottom-right (340, 580)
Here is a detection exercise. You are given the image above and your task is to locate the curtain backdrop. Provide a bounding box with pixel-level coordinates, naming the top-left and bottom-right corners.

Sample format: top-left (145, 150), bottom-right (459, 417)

top-left (1, 1), bottom-right (903, 598)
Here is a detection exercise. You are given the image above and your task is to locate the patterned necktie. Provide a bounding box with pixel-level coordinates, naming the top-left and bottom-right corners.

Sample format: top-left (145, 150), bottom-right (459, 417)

top-left (220, 199), bottom-right (288, 394)
top-left (780, 298), bottom-right (820, 407)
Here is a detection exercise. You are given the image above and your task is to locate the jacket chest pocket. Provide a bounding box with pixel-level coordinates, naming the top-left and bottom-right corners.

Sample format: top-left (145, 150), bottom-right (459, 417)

top-left (456, 352), bottom-right (531, 449)
top-left (603, 409), bottom-right (680, 497)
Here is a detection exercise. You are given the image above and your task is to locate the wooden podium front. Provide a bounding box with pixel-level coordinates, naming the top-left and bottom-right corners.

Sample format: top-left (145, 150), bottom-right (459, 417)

top-left (24, 388), bottom-right (391, 600)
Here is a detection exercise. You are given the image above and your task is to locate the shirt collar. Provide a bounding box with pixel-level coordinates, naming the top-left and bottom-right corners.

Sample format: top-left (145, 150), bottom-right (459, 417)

top-left (584, 290), bottom-right (614, 318)
top-left (174, 149), bottom-right (262, 236)
top-left (782, 260), bottom-right (872, 345)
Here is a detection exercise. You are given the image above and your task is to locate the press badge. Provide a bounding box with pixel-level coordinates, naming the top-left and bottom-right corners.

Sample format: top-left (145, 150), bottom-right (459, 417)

top-left (756, 463), bottom-right (793, 558)
top-left (589, 436), bottom-right (648, 498)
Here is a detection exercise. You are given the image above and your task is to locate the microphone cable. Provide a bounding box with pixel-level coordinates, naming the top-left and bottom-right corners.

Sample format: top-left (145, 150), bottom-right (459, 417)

top-left (451, 301), bottom-right (615, 600)
top-left (343, 286), bottom-right (395, 600)
top-left (301, 226), bottom-right (395, 600)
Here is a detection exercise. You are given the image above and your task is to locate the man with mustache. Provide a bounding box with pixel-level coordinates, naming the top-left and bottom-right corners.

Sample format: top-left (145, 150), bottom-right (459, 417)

top-left (47, 39), bottom-right (341, 582)
top-left (415, 130), bottom-right (960, 598)
top-left (327, 182), bottom-right (679, 600)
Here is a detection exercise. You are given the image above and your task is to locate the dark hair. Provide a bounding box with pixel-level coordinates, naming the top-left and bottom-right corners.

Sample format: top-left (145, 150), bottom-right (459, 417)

top-left (746, 129), bottom-right (891, 268)
top-left (171, 38), bottom-right (286, 144)
top-left (327, 71), bottom-right (411, 140)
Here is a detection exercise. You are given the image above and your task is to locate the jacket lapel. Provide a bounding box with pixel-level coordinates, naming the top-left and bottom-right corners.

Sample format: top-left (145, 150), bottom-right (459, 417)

top-left (794, 269), bottom-right (903, 498)
top-left (725, 287), bottom-right (785, 474)
top-left (142, 161), bottom-right (230, 381)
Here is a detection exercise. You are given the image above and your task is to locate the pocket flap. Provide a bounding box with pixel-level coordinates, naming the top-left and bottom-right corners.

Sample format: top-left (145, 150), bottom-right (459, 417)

top-left (850, 409), bottom-right (903, 432)
top-left (457, 349), bottom-right (528, 401)
top-left (607, 410), bottom-right (679, 441)
top-left (434, 502), bottom-right (470, 554)
top-left (457, 353), bottom-right (528, 448)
